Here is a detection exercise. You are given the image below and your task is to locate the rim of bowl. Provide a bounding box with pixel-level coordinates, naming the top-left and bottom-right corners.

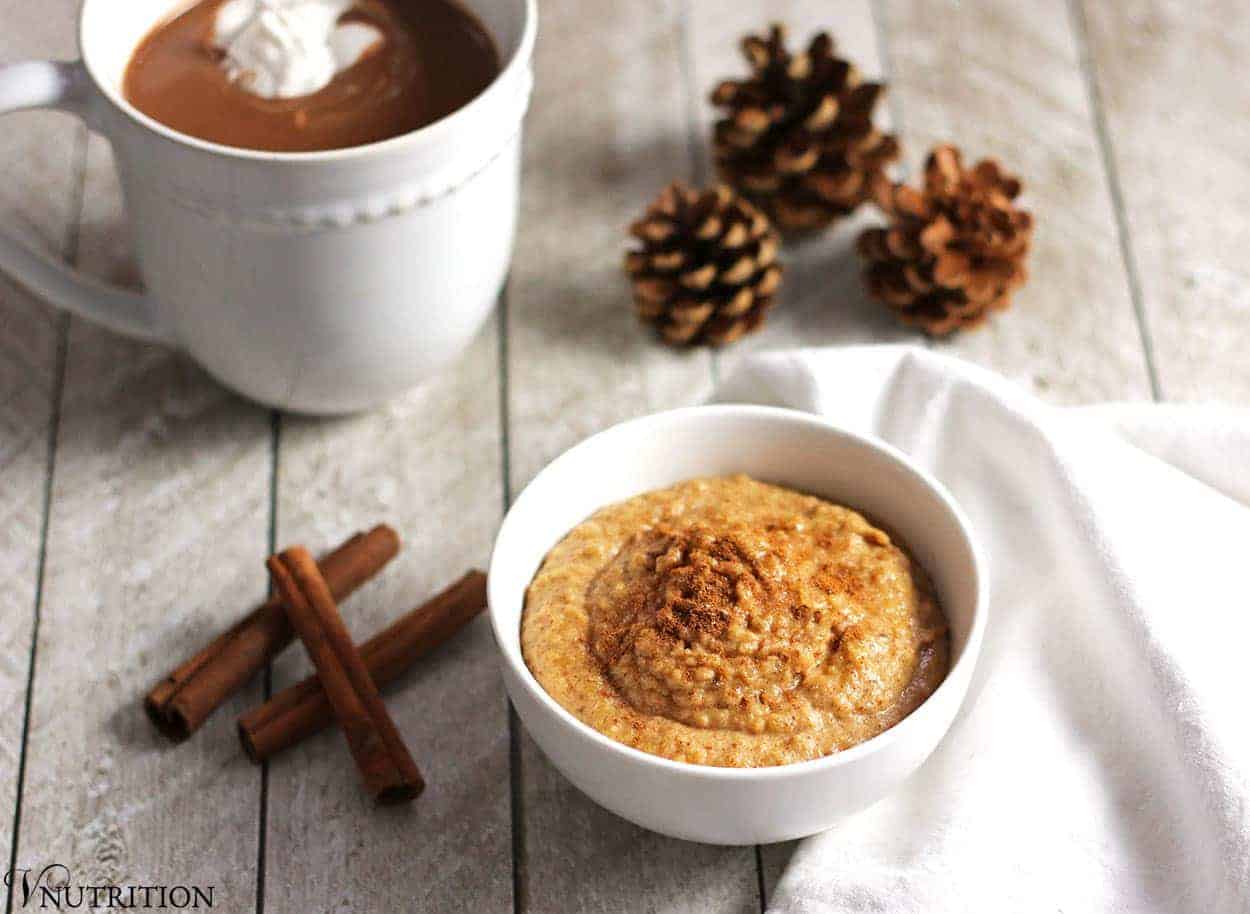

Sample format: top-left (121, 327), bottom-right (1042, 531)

top-left (79, 0), bottom-right (538, 163)
top-left (488, 403), bottom-right (989, 781)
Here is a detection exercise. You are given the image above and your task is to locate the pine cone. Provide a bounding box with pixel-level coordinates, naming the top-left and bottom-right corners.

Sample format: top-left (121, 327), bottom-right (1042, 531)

top-left (710, 24), bottom-right (900, 233)
top-left (858, 144), bottom-right (1033, 335)
top-left (625, 182), bottom-right (783, 346)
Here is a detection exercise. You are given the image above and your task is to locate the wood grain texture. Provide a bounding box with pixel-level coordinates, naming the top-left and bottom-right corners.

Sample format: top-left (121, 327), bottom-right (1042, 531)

top-left (264, 325), bottom-right (510, 913)
top-left (1, 1), bottom-right (1244, 912)
top-left (10, 133), bottom-right (272, 907)
top-left (506, 0), bottom-right (755, 911)
top-left (880, 0), bottom-right (1153, 404)
top-left (0, 284), bottom-right (62, 875)
top-left (506, 0), bottom-right (714, 491)
top-left (1079, 0), bottom-right (1250, 402)
top-left (0, 0), bottom-right (84, 876)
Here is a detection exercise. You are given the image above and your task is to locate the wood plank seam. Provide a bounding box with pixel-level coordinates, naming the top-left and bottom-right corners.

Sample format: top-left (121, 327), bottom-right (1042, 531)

top-left (3, 124), bottom-right (87, 914)
top-left (1064, 0), bottom-right (1163, 402)
top-left (2, 314), bottom-right (67, 914)
top-left (753, 845), bottom-right (767, 914)
top-left (497, 282), bottom-right (528, 914)
top-left (254, 410), bottom-right (282, 914)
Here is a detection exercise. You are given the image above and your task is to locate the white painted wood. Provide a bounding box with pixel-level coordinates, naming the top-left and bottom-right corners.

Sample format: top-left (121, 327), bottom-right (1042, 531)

top-left (0, 279), bottom-right (61, 872)
top-left (10, 131), bottom-right (272, 906)
top-left (0, 0), bottom-right (84, 875)
top-left (506, 0), bottom-right (715, 491)
top-left (1081, 0), bottom-right (1250, 402)
top-left (505, 0), bottom-right (756, 910)
top-left (1, 1), bottom-right (1244, 912)
top-left (264, 324), bottom-right (510, 913)
top-left (880, 0), bottom-right (1153, 404)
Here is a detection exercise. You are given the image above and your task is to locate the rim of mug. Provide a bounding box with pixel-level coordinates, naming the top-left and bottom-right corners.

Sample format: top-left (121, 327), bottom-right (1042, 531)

top-left (77, 0), bottom-right (538, 163)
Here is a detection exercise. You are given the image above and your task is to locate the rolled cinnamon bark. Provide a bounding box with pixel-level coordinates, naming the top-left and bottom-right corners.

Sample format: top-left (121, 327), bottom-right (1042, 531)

top-left (267, 547), bottom-right (424, 804)
top-left (144, 525), bottom-right (400, 741)
top-left (238, 570), bottom-right (486, 762)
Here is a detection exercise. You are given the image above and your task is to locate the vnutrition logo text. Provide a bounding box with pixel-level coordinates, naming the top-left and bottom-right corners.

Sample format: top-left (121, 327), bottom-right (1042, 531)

top-left (5, 865), bottom-right (214, 909)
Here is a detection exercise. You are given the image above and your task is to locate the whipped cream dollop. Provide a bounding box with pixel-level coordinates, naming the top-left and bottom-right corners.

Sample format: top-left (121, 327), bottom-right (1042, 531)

top-left (212, 0), bottom-right (383, 99)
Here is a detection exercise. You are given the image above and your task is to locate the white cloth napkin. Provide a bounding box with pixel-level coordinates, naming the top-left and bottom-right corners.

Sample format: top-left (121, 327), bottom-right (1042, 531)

top-left (715, 345), bottom-right (1250, 914)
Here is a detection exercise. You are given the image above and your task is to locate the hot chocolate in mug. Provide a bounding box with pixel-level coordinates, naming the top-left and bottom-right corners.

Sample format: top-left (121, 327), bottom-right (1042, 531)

top-left (0, 0), bottom-right (535, 413)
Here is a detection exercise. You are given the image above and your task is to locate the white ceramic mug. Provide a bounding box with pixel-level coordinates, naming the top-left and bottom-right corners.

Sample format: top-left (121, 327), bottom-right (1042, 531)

top-left (0, 0), bottom-right (535, 413)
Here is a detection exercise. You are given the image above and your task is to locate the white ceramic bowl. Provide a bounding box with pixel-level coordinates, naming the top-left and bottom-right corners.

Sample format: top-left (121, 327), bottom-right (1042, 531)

top-left (488, 405), bottom-right (987, 845)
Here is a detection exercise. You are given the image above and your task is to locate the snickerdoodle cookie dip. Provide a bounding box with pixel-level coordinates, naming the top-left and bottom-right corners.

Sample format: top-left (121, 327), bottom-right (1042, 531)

top-left (521, 475), bottom-right (949, 768)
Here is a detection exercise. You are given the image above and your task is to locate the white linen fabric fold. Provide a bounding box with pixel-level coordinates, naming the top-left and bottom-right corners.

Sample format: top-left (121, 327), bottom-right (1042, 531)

top-left (715, 346), bottom-right (1250, 914)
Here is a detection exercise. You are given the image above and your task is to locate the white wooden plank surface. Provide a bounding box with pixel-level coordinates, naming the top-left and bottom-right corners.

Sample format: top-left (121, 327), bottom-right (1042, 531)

top-left (1079, 0), bottom-right (1250, 402)
top-left (10, 130), bottom-right (272, 907)
top-left (1, 0), bottom-right (1246, 911)
top-left (880, 0), bottom-right (1153, 404)
top-left (505, 0), bottom-right (757, 911)
top-left (506, 3), bottom-right (715, 486)
top-left (264, 326), bottom-right (510, 913)
top-left (0, 279), bottom-right (64, 880)
top-left (0, 0), bottom-right (85, 883)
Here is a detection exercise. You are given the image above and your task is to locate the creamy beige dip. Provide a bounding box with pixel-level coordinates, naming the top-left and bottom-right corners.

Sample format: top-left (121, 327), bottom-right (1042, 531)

top-left (521, 475), bottom-right (950, 767)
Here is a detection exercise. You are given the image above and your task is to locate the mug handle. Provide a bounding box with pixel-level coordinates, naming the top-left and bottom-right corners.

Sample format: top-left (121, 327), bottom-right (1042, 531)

top-left (0, 60), bottom-right (172, 344)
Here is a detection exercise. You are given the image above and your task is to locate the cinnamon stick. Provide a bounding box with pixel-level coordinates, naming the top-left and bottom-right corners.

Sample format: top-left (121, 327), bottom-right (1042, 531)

top-left (267, 547), bottom-right (424, 803)
top-left (144, 525), bottom-right (400, 741)
top-left (239, 570), bottom-right (486, 762)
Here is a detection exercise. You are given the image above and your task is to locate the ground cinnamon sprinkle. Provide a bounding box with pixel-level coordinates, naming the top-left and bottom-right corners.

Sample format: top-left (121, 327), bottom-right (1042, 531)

top-left (813, 564), bottom-right (866, 600)
top-left (521, 475), bottom-right (950, 768)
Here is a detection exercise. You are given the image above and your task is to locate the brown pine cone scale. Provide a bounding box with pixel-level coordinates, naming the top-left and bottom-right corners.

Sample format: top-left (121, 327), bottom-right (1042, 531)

top-left (858, 144), bottom-right (1033, 335)
top-left (626, 182), bottom-right (783, 346)
top-left (710, 24), bottom-right (899, 233)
